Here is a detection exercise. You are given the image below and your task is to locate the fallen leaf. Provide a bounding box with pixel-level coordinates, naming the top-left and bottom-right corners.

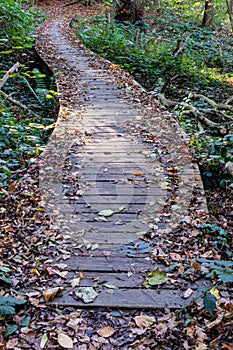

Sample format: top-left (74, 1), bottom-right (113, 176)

top-left (134, 315), bottom-right (156, 329)
top-left (40, 334), bottom-right (48, 349)
top-left (182, 288), bottom-right (193, 299)
top-left (146, 269), bottom-right (167, 286)
top-left (155, 322), bottom-right (168, 336)
top-left (159, 181), bottom-right (171, 190)
top-left (222, 345), bottom-right (233, 350)
top-left (6, 338), bottom-right (18, 349)
top-left (98, 209), bottom-right (114, 217)
top-left (71, 277), bottom-right (80, 288)
top-left (170, 252), bottom-right (184, 261)
top-left (97, 326), bottom-right (115, 338)
top-left (192, 261), bottom-right (201, 272)
top-left (57, 333), bottom-right (73, 349)
top-left (210, 286), bottom-right (220, 300)
top-left (204, 293), bottom-right (217, 315)
top-left (134, 171), bottom-right (144, 176)
top-left (103, 282), bottom-right (118, 289)
top-left (195, 343), bottom-right (207, 350)
top-left (79, 272), bottom-right (87, 278)
top-left (75, 287), bottom-right (98, 303)
top-left (43, 287), bottom-right (61, 302)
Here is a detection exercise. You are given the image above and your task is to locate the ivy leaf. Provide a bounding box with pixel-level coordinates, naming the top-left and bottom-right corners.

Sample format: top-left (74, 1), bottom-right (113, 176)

top-left (0, 296), bottom-right (27, 306)
top-left (0, 166), bottom-right (12, 176)
top-left (0, 276), bottom-right (13, 285)
top-left (19, 316), bottom-right (31, 327)
top-left (146, 269), bottom-right (167, 286)
top-left (204, 293), bottom-right (217, 315)
top-left (5, 325), bottom-right (18, 337)
top-left (0, 305), bottom-right (15, 316)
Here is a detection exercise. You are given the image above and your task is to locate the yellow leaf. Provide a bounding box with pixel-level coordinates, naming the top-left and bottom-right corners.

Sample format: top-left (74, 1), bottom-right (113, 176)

top-left (43, 287), bottom-right (61, 302)
top-left (97, 326), bottom-right (115, 338)
top-left (159, 181), bottom-right (171, 190)
top-left (57, 333), bottom-right (73, 349)
top-left (134, 315), bottom-right (156, 329)
top-left (79, 272), bottom-right (87, 279)
top-left (210, 286), bottom-right (220, 300)
top-left (32, 268), bottom-right (40, 277)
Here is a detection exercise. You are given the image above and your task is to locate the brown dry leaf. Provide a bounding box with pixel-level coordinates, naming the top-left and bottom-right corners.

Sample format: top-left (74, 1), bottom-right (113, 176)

top-left (186, 326), bottom-right (195, 337)
top-left (222, 345), bottom-right (233, 350)
top-left (192, 261), bottom-right (201, 272)
top-left (71, 277), bottom-right (80, 288)
top-left (134, 171), bottom-right (144, 176)
top-left (155, 322), bottom-right (168, 336)
top-left (170, 252), bottom-right (184, 261)
top-left (97, 326), bottom-right (115, 338)
top-left (43, 287), bottom-right (61, 302)
top-left (6, 338), bottom-right (18, 349)
top-left (57, 333), bottom-right (73, 349)
top-left (195, 342), bottom-right (207, 350)
top-left (134, 315), bottom-right (156, 329)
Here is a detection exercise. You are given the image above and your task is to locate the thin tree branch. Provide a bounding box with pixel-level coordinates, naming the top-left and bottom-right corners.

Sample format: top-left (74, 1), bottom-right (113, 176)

top-left (0, 62), bottom-right (20, 89)
top-left (193, 93), bottom-right (233, 113)
top-left (173, 35), bottom-right (190, 58)
top-left (0, 90), bottom-right (41, 118)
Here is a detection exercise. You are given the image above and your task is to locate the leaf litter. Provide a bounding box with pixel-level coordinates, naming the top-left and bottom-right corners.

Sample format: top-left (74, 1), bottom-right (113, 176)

top-left (0, 0), bottom-right (232, 349)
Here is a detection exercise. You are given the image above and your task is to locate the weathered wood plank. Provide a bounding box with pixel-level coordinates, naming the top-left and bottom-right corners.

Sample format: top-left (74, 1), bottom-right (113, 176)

top-left (57, 256), bottom-right (155, 272)
top-left (52, 289), bottom-right (199, 309)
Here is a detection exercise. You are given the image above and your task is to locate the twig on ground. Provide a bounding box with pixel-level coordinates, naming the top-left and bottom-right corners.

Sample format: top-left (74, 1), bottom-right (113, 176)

top-left (0, 90), bottom-right (41, 118)
top-left (157, 93), bottom-right (218, 128)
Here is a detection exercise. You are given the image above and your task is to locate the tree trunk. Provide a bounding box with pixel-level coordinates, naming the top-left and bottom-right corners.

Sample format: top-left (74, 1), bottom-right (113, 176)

top-left (226, 0), bottom-right (233, 32)
top-left (115, 0), bottom-right (144, 23)
top-left (202, 0), bottom-right (214, 28)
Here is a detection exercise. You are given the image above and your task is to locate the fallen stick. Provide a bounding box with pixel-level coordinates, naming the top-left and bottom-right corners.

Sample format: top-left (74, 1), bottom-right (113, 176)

top-left (0, 90), bottom-right (41, 118)
top-left (0, 62), bottom-right (20, 89)
top-left (194, 93), bottom-right (233, 113)
top-left (157, 93), bottom-right (218, 128)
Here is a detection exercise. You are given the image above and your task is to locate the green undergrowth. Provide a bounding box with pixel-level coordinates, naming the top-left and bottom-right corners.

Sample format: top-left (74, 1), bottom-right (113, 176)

top-left (0, 0), bottom-right (57, 188)
top-left (71, 14), bottom-right (233, 191)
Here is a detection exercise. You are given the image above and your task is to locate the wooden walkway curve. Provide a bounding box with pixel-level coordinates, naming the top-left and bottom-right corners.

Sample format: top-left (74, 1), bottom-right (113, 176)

top-left (36, 16), bottom-right (207, 308)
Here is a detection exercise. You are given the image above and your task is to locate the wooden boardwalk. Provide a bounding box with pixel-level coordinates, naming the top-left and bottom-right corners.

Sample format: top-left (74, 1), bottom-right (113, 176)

top-left (37, 18), bottom-right (207, 308)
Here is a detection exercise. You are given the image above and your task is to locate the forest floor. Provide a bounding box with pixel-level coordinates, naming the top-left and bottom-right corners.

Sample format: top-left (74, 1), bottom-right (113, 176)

top-left (0, 1), bottom-right (232, 349)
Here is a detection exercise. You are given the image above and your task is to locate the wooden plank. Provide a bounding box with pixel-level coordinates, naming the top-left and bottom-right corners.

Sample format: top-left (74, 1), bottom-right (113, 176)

top-left (51, 288), bottom-right (199, 309)
top-left (54, 203), bottom-right (157, 214)
top-left (57, 256), bottom-right (155, 272)
top-left (66, 271), bottom-right (208, 290)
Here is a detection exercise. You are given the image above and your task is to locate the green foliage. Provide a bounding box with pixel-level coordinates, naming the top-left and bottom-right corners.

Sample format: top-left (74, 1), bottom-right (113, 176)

top-left (72, 13), bottom-right (233, 188)
top-left (197, 258), bottom-right (233, 284)
top-left (0, 296), bottom-right (27, 317)
top-left (0, 105), bottom-right (54, 187)
top-left (203, 293), bottom-right (217, 315)
top-left (0, 0), bottom-right (40, 52)
top-left (199, 223), bottom-right (231, 255)
top-left (21, 68), bottom-right (58, 110)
